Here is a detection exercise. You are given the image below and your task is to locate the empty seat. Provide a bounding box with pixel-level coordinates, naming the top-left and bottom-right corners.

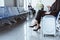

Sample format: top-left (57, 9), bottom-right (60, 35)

top-left (0, 7), bottom-right (4, 19)
top-left (8, 7), bottom-right (19, 16)
top-left (0, 7), bottom-right (12, 26)
top-left (17, 7), bottom-right (24, 13)
top-left (6, 7), bottom-right (17, 23)
top-left (9, 7), bottom-right (24, 21)
top-left (4, 7), bottom-right (10, 18)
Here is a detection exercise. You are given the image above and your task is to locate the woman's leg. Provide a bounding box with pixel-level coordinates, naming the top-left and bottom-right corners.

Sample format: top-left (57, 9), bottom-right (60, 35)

top-left (29, 19), bottom-right (37, 28)
top-left (33, 10), bottom-right (46, 31)
top-left (29, 10), bottom-right (45, 27)
top-left (33, 21), bottom-right (41, 31)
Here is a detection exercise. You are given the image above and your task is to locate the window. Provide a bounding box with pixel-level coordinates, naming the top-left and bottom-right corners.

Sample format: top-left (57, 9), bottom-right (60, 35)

top-left (0, 0), bottom-right (4, 6)
top-left (17, 0), bottom-right (24, 7)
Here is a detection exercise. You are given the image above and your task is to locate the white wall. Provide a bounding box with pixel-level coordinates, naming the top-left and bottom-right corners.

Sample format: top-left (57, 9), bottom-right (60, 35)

top-left (0, 0), bottom-right (4, 6)
top-left (4, 0), bottom-right (14, 7)
top-left (31, 0), bottom-right (38, 9)
top-left (24, 0), bottom-right (32, 10)
top-left (31, 0), bottom-right (42, 11)
top-left (17, 0), bottom-right (24, 7)
top-left (31, 0), bottom-right (55, 11)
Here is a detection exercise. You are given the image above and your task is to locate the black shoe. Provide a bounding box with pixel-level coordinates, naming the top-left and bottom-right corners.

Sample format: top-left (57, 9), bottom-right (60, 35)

top-left (33, 26), bottom-right (41, 31)
top-left (29, 24), bottom-right (37, 28)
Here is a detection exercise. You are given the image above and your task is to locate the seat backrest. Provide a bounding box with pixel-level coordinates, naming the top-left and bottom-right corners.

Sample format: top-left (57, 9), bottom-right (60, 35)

top-left (17, 7), bottom-right (24, 13)
top-left (0, 7), bottom-right (4, 18)
top-left (4, 7), bottom-right (11, 18)
top-left (8, 7), bottom-right (19, 16)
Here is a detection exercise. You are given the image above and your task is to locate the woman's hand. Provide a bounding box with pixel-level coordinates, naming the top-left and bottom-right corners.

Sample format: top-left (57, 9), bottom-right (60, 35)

top-left (47, 6), bottom-right (51, 11)
top-left (45, 11), bottom-right (51, 14)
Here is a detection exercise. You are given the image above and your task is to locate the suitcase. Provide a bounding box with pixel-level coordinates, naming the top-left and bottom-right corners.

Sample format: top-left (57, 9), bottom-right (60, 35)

top-left (42, 15), bottom-right (56, 36)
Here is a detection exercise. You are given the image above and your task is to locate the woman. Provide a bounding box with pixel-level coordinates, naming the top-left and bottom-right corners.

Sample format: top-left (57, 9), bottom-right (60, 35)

top-left (29, 0), bottom-right (60, 31)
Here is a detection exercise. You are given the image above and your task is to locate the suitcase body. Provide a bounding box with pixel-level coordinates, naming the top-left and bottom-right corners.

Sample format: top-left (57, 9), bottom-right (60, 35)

top-left (42, 15), bottom-right (56, 36)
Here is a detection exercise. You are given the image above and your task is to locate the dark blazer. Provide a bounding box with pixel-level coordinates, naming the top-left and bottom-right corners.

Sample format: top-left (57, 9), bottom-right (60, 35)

top-left (50, 1), bottom-right (56, 12)
top-left (57, 0), bottom-right (60, 11)
top-left (50, 0), bottom-right (60, 16)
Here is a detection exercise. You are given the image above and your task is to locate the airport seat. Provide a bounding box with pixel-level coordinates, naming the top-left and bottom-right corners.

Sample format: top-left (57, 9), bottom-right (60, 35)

top-left (10, 7), bottom-right (27, 21)
top-left (7, 7), bottom-right (18, 23)
top-left (16, 7), bottom-right (26, 20)
top-left (0, 7), bottom-right (15, 26)
top-left (0, 7), bottom-right (28, 27)
top-left (9, 7), bottom-right (19, 16)
top-left (7, 17), bottom-right (17, 24)
top-left (0, 7), bottom-right (4, 19)
top-left (17, 7), bottom-right (24, 13)
top-left (8, 7), bottom-right (22, 22)
top-left (1, 7), bottom-right (12, 26)
top-left (1, 19), bottom-right (12, 26)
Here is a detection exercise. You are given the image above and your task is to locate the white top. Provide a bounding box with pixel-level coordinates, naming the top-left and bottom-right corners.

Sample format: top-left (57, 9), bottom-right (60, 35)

top-left (41, 0), bottom-right (55, 11)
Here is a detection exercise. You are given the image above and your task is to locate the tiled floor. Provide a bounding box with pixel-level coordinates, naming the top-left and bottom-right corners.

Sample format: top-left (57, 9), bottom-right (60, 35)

top-left (0, 17), bottom-right (60, 40)
top-left (25, 18), bottom-right (60, 40)
top-left (0, 21), bottom-right (25, 40)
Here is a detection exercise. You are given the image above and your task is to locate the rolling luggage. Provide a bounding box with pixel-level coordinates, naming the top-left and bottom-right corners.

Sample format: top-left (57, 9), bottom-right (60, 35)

top-left (42, 15), bottom-right (56, 36)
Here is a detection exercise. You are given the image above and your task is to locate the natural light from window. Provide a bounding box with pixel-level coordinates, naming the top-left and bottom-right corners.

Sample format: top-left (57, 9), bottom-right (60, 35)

top-left (0, 0), bottom-right (4, 6)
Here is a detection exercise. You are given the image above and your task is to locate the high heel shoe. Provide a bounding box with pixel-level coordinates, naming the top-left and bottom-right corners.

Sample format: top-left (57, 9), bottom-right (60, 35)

top-left (29, 24), bottom-right (37, 28)
top-left (33, 26), bottom-right (41, 31)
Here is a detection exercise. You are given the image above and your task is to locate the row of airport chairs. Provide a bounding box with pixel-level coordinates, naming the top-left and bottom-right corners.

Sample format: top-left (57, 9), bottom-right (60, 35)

top-left (0, 7), bottom-right (28, 27)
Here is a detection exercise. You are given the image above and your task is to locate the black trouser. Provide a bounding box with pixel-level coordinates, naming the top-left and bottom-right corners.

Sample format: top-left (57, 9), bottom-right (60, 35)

top-left (35, 10), bottom-right (58, 24)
